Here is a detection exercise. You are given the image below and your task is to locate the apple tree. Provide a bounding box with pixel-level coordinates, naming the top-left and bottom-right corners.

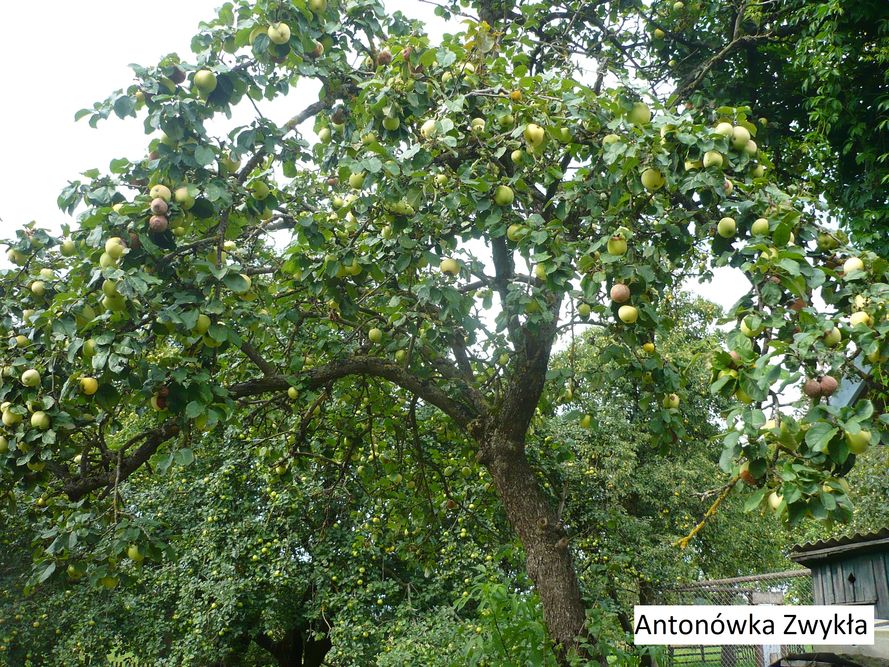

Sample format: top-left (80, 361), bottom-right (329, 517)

top-left (0, 0), bottom-right (887, 660)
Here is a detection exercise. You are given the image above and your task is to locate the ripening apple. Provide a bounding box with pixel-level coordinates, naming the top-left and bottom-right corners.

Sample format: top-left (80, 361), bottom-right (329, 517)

top-left (150, 198), bottom-right (169, 215)
top-left (523, 123), bottom-right (545, 146)
top-left (434, 173), bottom-right (448, 186)
top-left (150, 184), bottom-right (172, 202)
top-left (717, 217), bottom-right (736, 238)
top-left (640, 168), bottom-right (664, 191)
top-left (845, 429), bottom-right (870, 454)
top-left (349, 172), bottom-right (365, 189)
top-left (221, 153), bottom-right (241, 173)
top-left (21, 369), bottom-right (40, 387)
top-left (842, 256), bottom-right (864, 276)
top-left (628, 102), bottom-right (651, 125)
top-left (744, 140), bottom-right (758, 156)
top-left (309, 0), bottom-right (327, 11)
top-left (653, 28), bottom-right (665, 39)
top-left (14, 334), bottom-right (29, 348)
top-left (100, 576), bottom-right (119, 590)
top-left (440, 258), bottom-right (460, 276)
top-left (105, 237), bottom-right (126, 260)
top-left (60, 239), bottom-right (76, 256)
top-left (83, 339), bottom-right (96, 358)
top-left (31, 411), bottom-right (50, 430)
top-left (578, 303), bottom-right (591, 318)
top-left (420, 119), bottom-right (437, 139)
top-left (80, 377), bottom-right (99, 395)
top-left (511, 149), bottom-right (524, 163)
top-left (194, 69), bottom-right (217, 95)
top-left (368, 328), bottom-right (384, 344)
top-left (703, 151), bottom-right (724, 168)
top-left (470, 118), bottom-right (486, 133)
top-left (751, 164), bottom-right (765, 178)
top-left (618, 305), bottom-right (638, 324)
top-left (768, 491), bottom-right (782, 511)
top-left (267, 22), bottom-right (291, 45)
top-left (739, 317), bottom-right (762, 337)
top-left (849, 311), bottom-right (872, 328)
top-left (287, 386), bottom-right (299, 400)
top-left (30, 281), bottom-right (46, 297)
top-left (580, 414), bottom-right (592, 429)
top-left (731, 126), bottom-right (751, 150)
top-left (714, 122), bottom-right (734, 137)
top-left (642, 342), bottom-right (655, 354)
top-left (610, 283), bottom-right (630, 303)
top-left (607, 236), bottom-right (628, 256)
top-left (602, 133), bottom-right (620, 146)
top-left (751, 218), bottom-right (770, 235)
top-left (172, 187), bottom-right (194, 211)
top-left (493, 185), bottom-right (514, 206)
top-left (533, 264), bottom-right (547, 281)
top-left (823, 327), bottom-right (842, 347)
top-left (127, 544), bottom-right (144, 562)
top-left (662, 393), bottom-right (680, 409)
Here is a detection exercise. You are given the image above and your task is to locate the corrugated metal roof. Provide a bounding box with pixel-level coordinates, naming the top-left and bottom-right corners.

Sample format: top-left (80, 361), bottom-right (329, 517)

top-left (790, 527), bottom-right (889, 562)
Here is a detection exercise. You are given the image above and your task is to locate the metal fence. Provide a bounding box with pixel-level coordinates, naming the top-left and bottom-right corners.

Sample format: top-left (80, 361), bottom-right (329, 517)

top-left (657, 569), bottom-right (813, 667)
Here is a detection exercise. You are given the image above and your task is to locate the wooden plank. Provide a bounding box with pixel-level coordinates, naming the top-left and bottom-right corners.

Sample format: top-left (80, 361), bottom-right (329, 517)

top-left (875, 552), bottom-right (889, 619)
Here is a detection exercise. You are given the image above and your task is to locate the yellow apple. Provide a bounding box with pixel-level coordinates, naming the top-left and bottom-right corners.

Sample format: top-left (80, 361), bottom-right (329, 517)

top-left (618, 305), bottom-right (638, 324)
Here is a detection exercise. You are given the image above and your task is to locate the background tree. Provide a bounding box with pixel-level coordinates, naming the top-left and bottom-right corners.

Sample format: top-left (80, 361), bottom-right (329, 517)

top-left (0, 0), bottom-right (886, 662)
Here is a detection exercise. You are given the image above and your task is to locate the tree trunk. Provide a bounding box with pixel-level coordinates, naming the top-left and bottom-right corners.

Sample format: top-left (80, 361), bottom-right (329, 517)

top-left (255, 623), bottom-right (331, 667)
top-left (481, 429), bottom-right (591, 662)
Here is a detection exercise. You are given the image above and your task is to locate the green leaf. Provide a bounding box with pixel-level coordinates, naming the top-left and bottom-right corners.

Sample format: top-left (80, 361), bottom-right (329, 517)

top-left (194, 146), bottom-right (216, 166)
top-left (222, 273), bottom-right (250, 293)
top-left (175, 449), bottom-right (195, 467)
top-left (805, 422), bottom-right (838, 452)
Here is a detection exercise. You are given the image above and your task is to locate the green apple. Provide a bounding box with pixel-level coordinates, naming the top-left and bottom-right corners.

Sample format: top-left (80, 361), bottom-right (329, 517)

top-left (493, 185), bottom-right (514, 206)
top-left (618, 305), bottom-right (638, 324)
top-left (382, 116), bottom-right (401, 131)
top-left (703, 150), bottom-right (724, 168)
top-left (349, 172), bottom-right (365, 189)
top-left (714, 122), bottom-right (734, 137)
top-left (30, 281), bottom-right (46, 297)
top-left (267, 22), bottom-right (291, 45)
top-left (440, 258), bottom-right (460, 276)
top-left (470, 118), bottom-right (486, 133)
top-left (102, 279), bottom-right (119, 298)
top-left (823, 327), bottom-right (842, 347)
top-left (751, 218), bottom-right (770, 235)
top-left (395, 349), bottom-right (408, 363)
top-left (127, 544), bottom-right (144, 562)
top-left (318, 127), bottom-right (332, 144)
top-left (523, 123), bottom-right (545, 147)
top-left (640, 168), bottom-right (664, 191)
top-left (105, 237), bottom-right (126, 260)
top-left (511, 149), bottom-right (524, 163)
top-left (368, 328), bottom-right (384, 344)
top-left (221, 153), bottom-right (241, 173)
top-left (731, 126), bottom-right (751, 150)
top-left (194, 313), bottom-right (212, 335)
top-left (578, 303), bottom-right (591, 318)
top-left (250, 181), bottom-right (270, 200)
top-left (193, 69), bottom-right (217, 94)
top-left (39, 268), bottom-right (54, 280)
top-left (740, 317), bottom-right (763, 337)
top-left (309, 0), bottom-right (327, 11)
top-left (642, 342), bottom-right (655, 354)
top-left (14, 334), bottom-right (29, 348)
top-left (607, 236), bottom-right (627, 256)
top-left (752, 164), bottom-right (765, 178)
top-left (533, 264), bottom-right (547, 281)
top-left (0, 436), bottom-right (7, 453)
top-left (149, 184), bottom-right (172, 202)
top-left (580, 414), bottom-right (592, 429)
top-left (845, 429), bottom-right (870, 454)
top-left (7, 248), bottom-right (26, 265)
top-left (80, 377), bottom-right (99, 395)
top-left (653, 28), bottom-right (665, 39)
top-left (2, 409), bottom-right (21, 427)
top-left (744, 140), bottom-right (758, 156)
top-left (717, 217), bottom-right (736, 238)
top-left (628, 102), bottom-right (651, 125)
top-left (768, 491), bottom-right (783, 511)
top-left (662, 393), bottom-right (680, 409)
top-left (287, 386), bottom-right (298, 400)
top-left (434, 173), bottom-right (448, 186)
top-left (31, 411), bottom-right (50, 430)
top-left (507, 224), bottom-right (526, 242)
top-left (83, 339), bottom-right (96, 357)
top-left (21, 369), bottom-right (40, 387)
top-left (60, 239), bottom-right (76, 256)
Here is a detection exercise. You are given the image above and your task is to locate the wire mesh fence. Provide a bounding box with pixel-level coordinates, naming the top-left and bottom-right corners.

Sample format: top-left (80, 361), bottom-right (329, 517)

top-left (656, 569), bottom-right (813, 667)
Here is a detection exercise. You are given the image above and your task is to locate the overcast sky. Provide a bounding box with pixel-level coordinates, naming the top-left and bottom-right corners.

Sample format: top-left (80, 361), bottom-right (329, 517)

top-left (0, 1), bottom-right (747, 310)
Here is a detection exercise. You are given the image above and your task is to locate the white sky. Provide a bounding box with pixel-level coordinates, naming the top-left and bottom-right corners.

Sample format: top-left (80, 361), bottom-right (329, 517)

top-left (0, 1), bottom-right (747, 310)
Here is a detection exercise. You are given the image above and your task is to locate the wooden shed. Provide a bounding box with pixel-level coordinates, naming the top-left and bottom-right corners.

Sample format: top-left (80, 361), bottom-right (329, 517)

top-left (791, 528), bottom-right (889, 620)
